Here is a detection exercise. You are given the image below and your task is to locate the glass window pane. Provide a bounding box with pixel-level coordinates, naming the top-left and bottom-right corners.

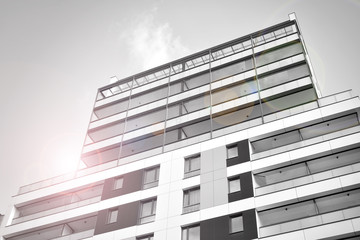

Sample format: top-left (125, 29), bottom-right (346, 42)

top-left (227, 146), bottom-right (238, 158)
top-left (182, 229), bottom-right (187, 240)
top-left (145, 169), bottom-right (156, 184)
top-left (191, 157), bottom-right (200, 171)
top-left (211, 59), bottom-right (253, 82)
top-left (184, 159), bottom-right (191, 173)
top-left (256, 42), bottom-right (303, 67)
top-left (108, 209), bottom-right (118, 223)
top-left (230, 215), bottom-right (243, 233)
top-left (188, 225), bottom-right (200, 240)
top-left (143, 167), bottom-right (159, 189)
top-left (229, 178), bottom-right (241, 193)
top-left (189, 189), bottom-right (200, 205)
top-left (113, 177), bottom-right (123, 190)
top-left (141, 201), bottom-right (152, 217)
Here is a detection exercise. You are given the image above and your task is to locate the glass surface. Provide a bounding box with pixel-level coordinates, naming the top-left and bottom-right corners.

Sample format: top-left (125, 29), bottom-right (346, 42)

top-left (141, 201), bottom-right (153, 217)
top-left (113, 177), bottom-right (123, 190)
top-left (108, 209), bottom-right (118, 223)
top-left (167, 94), bottom-right (211, 119)
top-left (126, 107), bottom-right (166, 132)
top-left (145, 169), bottom-right (155, 183)
top-left (212, 79), bottom-right (258, 106)
top-left (258, 64), bottom-right (309, 90)
top-left (259, 200), bottom-right (317, 226)
top-left (143, 167), bottom-right (159, 189)
top-left (120, 132), bottom-right (164, 158)
top-left (182, 225), bottom-right (200, 240)
top-left (211, 58), bottom-right (253, 82)
top-left (227, 146), bottom-right (238, 159)
top-left (255, 163), bottom-right (307, 187)
top-left (165, 118), bottom-right (211, 145)
top-left (256, 42), bottom-right (303, 67)
top-left (212, 104), bottom-right (262, 131)
top-left (316, 189), bottom-right (360, 213)
top-left (81, 144), bottom-right (120, 167)
top-left (184, 188), bottom-right (200, 213)
top-left (129, 85), bottom-right (168, 109)
top-left (140, 199), bottom-right (156, 224)
top-left (88, 120), bottom-right (125, 143)
top-left (229, 178), bottom-right (241, 193)
top-left (230, 215), bottom-right (243, 233)
top-left (170, 72), bottom-right (210, 96)
top-left (188, 225), bottom-right (200, 240)
top-left (262, 88), bottom-right (317, 116)
top-left (94, 99), bottom-right (129, 120)
top-left (185, 156), bottom-right (200, 173)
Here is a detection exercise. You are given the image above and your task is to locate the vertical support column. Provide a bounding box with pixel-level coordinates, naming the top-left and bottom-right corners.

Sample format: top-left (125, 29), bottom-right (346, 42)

top-left (251, 36), bottom-right (265, 124)
top-left (117, 77), bottom-right (135, 166)
top-left (162, 64), bottom-right (172, 152)
top-left (209, 50), bottom-right (214, 139)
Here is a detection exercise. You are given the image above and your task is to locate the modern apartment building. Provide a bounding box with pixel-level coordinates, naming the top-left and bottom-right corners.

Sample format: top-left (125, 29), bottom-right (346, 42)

top-left (1, 13), bottom-right (360, 240)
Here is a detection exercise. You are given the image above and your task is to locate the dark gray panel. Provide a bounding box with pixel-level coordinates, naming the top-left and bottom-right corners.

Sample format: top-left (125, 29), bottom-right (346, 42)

top-left (94, 201), bottom-right (139, 235)
top-left (228, 172), bottom-right (253, 203)
top-left (227, 140), bottom-right (250, 167)
top-left (101, 169), bottom-right (143, 201)
top-left (242, 209), bottom-right (258, 240)
top-left (200, 209), bottom-right (258, 240)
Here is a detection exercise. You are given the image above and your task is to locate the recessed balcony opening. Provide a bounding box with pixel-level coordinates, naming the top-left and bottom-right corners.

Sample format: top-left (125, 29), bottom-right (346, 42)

top-left (251, 113), bottom-right (359, 154)
top-left (13, 182), bottom-right (104, 224)
top-left (254, 148), bottom-right (360, 196)
top-left (8, 215), bottom-right (97, 240)
top-left (258, 189), bottom-right (360, 237)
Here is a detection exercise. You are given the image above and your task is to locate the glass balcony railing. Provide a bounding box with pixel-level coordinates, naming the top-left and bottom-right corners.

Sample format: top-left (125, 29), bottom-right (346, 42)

top-left (258, 189), bottom-right (360, 237)
top-left (254, 147), bottom-right (360, 196)
top-left (16, 91), bottom-right (357, 196)
top-left (95, 21), bottom-right (298, 102)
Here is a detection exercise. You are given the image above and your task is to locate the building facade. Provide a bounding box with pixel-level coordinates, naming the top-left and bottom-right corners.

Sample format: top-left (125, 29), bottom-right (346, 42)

top-left (1, 13), bottom-right (360, 240)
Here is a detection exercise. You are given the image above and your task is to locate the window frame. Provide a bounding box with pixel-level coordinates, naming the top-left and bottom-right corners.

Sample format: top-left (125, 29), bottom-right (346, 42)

top-left (136, 234), bottom-right (154, 240)
top-left (139, 198), bottom-right (157, 224)
top-left (107, 208), bottom-right (118, 224)
top-left (182, 224), bottom-right (200, 240)
top-left (183, 187), bottom-right (200, 213)
top-left (113, 176), bottom-right (124, 190)
top-left (184, 154), bottom-right (201, 178)
top-left (227, 145), bottom-right (238, 159)
top-left (229, 214), bottom-right (244, 234)
top-left (228, 175), bottom-right (241, 194)
top-left (143, 166), bottom-right (160, 189)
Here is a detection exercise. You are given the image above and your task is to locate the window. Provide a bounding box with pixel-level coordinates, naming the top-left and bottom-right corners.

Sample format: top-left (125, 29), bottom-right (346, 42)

top-left (184, 155), bottom-right (200, 178)
top-left (139, 198), bottom-right (157, 224)
top-left (143, 166), bottom-right (160, 189)
top-left (182, 225), bottom-right (200, 240)
top-left (137, 234), bottom-right (154, 240)
top-left (107, 208), bottom-right (118, 224)
top-left (113, 177), bottom-right (124, 190)
top-left (183, 187), bottom-right (200, 213)
top-left (228, 176), bottom-right (241, 193)
top-left (230, 214), bottom-right (244, 233)
top-left (227, 145), bottom-right (238, 159)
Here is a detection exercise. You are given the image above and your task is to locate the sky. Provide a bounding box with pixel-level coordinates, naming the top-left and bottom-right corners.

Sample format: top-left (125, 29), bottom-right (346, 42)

top-left (0, 0), bottom-right (359, 215)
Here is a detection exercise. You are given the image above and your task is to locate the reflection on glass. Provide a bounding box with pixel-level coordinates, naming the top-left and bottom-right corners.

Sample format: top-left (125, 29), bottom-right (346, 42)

top-left (170, 72), bottom-right (210, 96)
top-left (211, 58), bottom-right (253, 82)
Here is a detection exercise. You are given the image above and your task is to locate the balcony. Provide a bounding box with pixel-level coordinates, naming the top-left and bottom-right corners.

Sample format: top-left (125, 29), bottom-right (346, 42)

top-left (6, 215), bottom-right (97, 240)
top-left (258, 189), bottom-right (360, 238)
top-left (15, 90), bottom-right (358, 198)
top-left (13, 183), bottom-right (103, 224)
top-left (254, 148), bottom-right (360, 196)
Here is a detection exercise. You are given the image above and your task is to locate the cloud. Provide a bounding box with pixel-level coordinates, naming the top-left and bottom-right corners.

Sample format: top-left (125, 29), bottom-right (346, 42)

top-left (120, 9), bottom-right (190, 71)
